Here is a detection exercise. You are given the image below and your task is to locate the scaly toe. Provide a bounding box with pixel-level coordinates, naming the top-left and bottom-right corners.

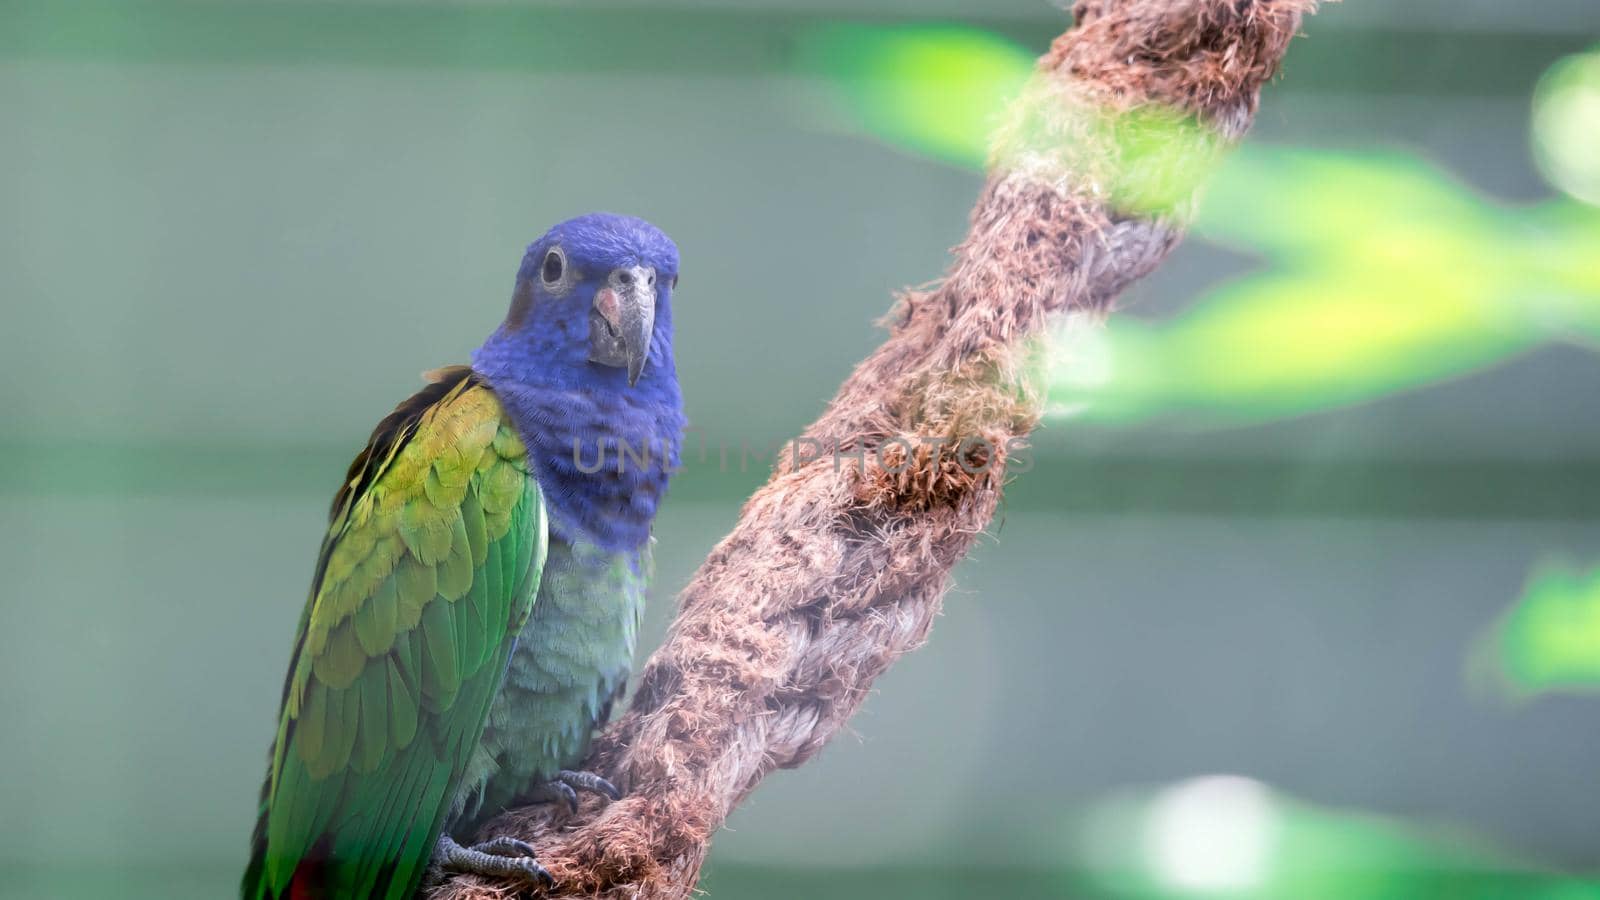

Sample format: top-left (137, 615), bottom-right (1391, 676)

top-left (473, 836), bottom-right (539, 859)
top-left (435, 834), bottom-right (553, 889)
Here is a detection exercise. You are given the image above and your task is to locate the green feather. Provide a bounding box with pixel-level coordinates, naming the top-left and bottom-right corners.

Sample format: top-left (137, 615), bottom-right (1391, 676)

top-left (386, 657), bottom-right (418, 749)
top-left (482, 530), bottom-right (506, 634)
top-left (461, 490), bottom-right (488, 569)
top-left (312, 664), bottom-right (363, 784)
top-left (420, 598), bottom-right (460, 708)
top-left (395, 554), bottom-right (435, 630)
top-left (456, 585), bottom-right (487, 680)
top-left (422, 465), bottom-right (448, 508)
top-left (436, 513), bottom-right (473, 601)
top-left (295, 680), bottom-right (328, 772)
top-left (313, 621), bottom-right (366, 690)
top-left (309, 687), bottom-right (346, 779)
top-left (355, 663), bottom-right (389, 774)
top-left (401, 501), bottom-right (455, 565)
top-left (355, 579), bottom-right (400, 657)
top-left (462, 567), bottom-right (490, 675)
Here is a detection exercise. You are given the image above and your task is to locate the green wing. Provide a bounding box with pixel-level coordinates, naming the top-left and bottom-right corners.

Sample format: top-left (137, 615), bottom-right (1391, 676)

top-left (243, 368), bottom-right (547, 900)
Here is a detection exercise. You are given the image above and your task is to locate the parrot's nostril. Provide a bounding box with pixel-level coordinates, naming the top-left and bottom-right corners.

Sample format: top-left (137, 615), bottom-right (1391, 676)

top-left (614, 267), bottom-right (655, 288)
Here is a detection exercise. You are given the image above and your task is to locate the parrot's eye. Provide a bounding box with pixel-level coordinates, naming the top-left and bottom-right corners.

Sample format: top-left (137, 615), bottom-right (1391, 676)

top-left (541, 248), bottom-right (565, 285)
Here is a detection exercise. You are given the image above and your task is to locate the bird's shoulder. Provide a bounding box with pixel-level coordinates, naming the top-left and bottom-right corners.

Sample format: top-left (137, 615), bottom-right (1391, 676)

top-left (327, 365), bottom-right (526, 528)
top-left (282, 365), bottom-right (541, 773)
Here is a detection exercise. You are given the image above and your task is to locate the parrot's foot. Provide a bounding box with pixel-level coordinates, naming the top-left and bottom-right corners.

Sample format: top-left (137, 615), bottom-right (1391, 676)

top-left (528, 770), bottom-right (622, 815)
top-left (433, 833), bottom-right (553, 889)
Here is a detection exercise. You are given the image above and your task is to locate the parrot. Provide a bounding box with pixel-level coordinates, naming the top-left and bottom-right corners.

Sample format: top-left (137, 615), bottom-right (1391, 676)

top-left (241, 212), bottom-right (685, 899)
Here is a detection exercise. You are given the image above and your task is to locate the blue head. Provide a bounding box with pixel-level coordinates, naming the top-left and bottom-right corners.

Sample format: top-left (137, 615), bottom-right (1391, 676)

top-left (471, 213), bottom-right (685, 552)
top-left (473, 212), bottom-right (680, 392)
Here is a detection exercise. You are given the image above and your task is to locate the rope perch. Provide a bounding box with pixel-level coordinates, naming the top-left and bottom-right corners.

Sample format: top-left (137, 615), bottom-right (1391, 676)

top-left (431, 2), bottom-right (1319, 897)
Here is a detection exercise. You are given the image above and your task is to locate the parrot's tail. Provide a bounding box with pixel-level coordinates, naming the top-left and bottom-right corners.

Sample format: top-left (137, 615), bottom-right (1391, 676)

top-left (241, 799), bottom-right (273, 899)
top-left (239, 850), bottom-right (326, 900)
top-left (242, 838), bottom-right (424, 900)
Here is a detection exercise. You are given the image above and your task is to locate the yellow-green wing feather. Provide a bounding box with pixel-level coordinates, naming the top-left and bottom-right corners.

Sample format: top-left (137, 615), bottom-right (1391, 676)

top-left (243, 369), bottom-right (546, 900)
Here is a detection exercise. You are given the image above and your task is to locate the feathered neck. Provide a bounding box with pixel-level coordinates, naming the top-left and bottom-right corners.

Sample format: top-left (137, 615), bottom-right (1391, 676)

top-left (471, 348), bottom-right (683, 554)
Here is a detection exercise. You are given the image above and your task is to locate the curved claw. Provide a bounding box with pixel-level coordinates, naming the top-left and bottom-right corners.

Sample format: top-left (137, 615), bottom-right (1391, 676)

top-left (548, 779), bottom-right (580, 816)
top-left (556, 769), bottom-right (621, 802)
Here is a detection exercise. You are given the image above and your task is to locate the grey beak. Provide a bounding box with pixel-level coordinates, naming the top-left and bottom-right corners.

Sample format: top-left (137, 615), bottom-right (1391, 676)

top-left (588, 265), bottom-right (656, 386)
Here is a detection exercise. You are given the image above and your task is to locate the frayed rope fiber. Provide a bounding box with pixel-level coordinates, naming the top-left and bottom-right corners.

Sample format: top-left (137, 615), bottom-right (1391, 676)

top-left (430, 1), bottom-right (1320, 897)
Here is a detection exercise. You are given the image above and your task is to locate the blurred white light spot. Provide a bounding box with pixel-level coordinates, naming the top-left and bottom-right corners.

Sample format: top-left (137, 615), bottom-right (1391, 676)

top-left (1143, 775), bottom-right (1279, 894)
top-left (1045, 312), bottom-right (1112, 418)
top-left (1533, 50), bottom-right (1600, 206)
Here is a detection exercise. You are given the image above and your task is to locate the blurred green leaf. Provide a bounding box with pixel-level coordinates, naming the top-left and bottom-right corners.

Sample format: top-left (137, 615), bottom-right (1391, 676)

top-left (1052, 147), bottom-right (1586, 423)
top-left (794, 23), bottom-right (1033, 169)
top-left (798, 25), bottom-right (1600, 426)
top-left (1475, 561), bottom-right (1600, 699)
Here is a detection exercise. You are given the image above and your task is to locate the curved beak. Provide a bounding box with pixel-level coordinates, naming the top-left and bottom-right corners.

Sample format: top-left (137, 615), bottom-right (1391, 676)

top-left (588, 265), bottom-right (656, 386)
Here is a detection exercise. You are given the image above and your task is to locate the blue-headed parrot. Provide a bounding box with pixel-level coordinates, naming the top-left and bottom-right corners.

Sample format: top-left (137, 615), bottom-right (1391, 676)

top-left (242, 213), bottom-right (685, 898)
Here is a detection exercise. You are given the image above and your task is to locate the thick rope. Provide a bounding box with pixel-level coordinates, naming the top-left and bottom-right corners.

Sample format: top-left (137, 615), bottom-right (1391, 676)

top-left (431, 2), bottom-right (1319, 897)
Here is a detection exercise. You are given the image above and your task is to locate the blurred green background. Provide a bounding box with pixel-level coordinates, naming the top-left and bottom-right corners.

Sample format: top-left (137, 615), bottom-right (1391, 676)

top-left (3, 1), bottom-right (1600, 897)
